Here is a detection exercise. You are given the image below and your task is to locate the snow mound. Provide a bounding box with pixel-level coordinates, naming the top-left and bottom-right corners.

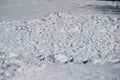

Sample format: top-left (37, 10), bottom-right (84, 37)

top-left (0, 13), bottom-right (120, 65)
top-left (0, 12), bottom-right (120, 80)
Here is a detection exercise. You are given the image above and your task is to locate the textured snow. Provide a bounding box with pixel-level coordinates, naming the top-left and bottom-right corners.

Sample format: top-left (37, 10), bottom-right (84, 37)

top-left (0, 12), bottom-right (120, 80)
top-left (0, 13), bottom-right (120, 63)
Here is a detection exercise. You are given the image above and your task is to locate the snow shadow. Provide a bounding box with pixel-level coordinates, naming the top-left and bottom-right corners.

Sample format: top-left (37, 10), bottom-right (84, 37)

top-left (95, 5), bottom-right (120, 13)
top-left (99, 0), bottom-right (120, 1)
top-left (86, 4), bottom-right (120, 15)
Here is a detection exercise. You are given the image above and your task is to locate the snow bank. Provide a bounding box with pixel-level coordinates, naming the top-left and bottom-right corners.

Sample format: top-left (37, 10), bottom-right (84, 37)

top-left (0, 13), bottom-right (120, 66)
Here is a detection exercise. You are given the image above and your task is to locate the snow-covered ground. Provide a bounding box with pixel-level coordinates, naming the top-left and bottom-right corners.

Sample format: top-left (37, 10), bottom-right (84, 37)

top-left (0, 0), bottom-right (120, 80)
top-left (0, 0), bottom-right (120, 21)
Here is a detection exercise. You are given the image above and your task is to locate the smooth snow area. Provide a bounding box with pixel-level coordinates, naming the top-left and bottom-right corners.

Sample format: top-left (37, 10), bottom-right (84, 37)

top-left (0, 0), bottom-right (120, 21)
top-left (10, 64), bottom-right (120, 80)
top-left (0, 13), bottom-right (120, 80)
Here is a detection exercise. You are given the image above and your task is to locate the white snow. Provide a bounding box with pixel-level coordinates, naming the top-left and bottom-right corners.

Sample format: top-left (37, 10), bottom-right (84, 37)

top-left (0, 0), bottom-right (120, 80)
top-left (9, 63), bottom-right (120, 80)
top-left (0, 0), bottom-right (120, 21)
top-left (54, 54), bottom-right (70, 63)
top-left (0, 13), bottom-right (120, 65)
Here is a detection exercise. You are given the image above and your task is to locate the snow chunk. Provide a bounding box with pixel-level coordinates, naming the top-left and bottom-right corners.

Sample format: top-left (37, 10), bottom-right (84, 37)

top-left (54, 54), bottom-right (71, 63)
top-left (9, 52), bottom-right (17, 58)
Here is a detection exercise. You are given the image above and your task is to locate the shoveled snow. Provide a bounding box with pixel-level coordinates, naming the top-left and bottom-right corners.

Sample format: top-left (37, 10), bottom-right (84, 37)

top-left (0, 12), bottom-right (120, 80)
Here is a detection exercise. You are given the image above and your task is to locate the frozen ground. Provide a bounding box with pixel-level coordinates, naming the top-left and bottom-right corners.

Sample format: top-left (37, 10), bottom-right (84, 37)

top-left (0, 0), bottom-right (120, 80)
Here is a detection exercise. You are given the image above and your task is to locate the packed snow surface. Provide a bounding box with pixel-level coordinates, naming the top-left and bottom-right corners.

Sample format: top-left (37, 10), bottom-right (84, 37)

top-left (0, 13), bottom-right (120, 80)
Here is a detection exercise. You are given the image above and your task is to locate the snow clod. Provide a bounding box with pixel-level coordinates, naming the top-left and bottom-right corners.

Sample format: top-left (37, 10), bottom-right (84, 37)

top-left (54, 54), bottom-right (72, 63)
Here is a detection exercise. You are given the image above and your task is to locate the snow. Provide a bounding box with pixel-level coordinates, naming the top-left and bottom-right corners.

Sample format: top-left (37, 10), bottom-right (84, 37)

top-left (0, 12), bottom-right (120, 80)
top-left (0, 13), bottom-right (120, 64)
top-left (54, 54), bottom-right (72, 63)
top-left (0, 0), bottom-right (120, 80)
top-left (0, 0), bottom-right (120, 21)
top-left (7, 64), bottom-right (120, 80)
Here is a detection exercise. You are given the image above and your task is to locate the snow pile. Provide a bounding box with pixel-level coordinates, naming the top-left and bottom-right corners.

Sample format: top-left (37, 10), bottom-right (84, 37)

top-left (0, 13), bottom-right (120, 66)
top-left (0, 12), bottom-right (120, 80)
